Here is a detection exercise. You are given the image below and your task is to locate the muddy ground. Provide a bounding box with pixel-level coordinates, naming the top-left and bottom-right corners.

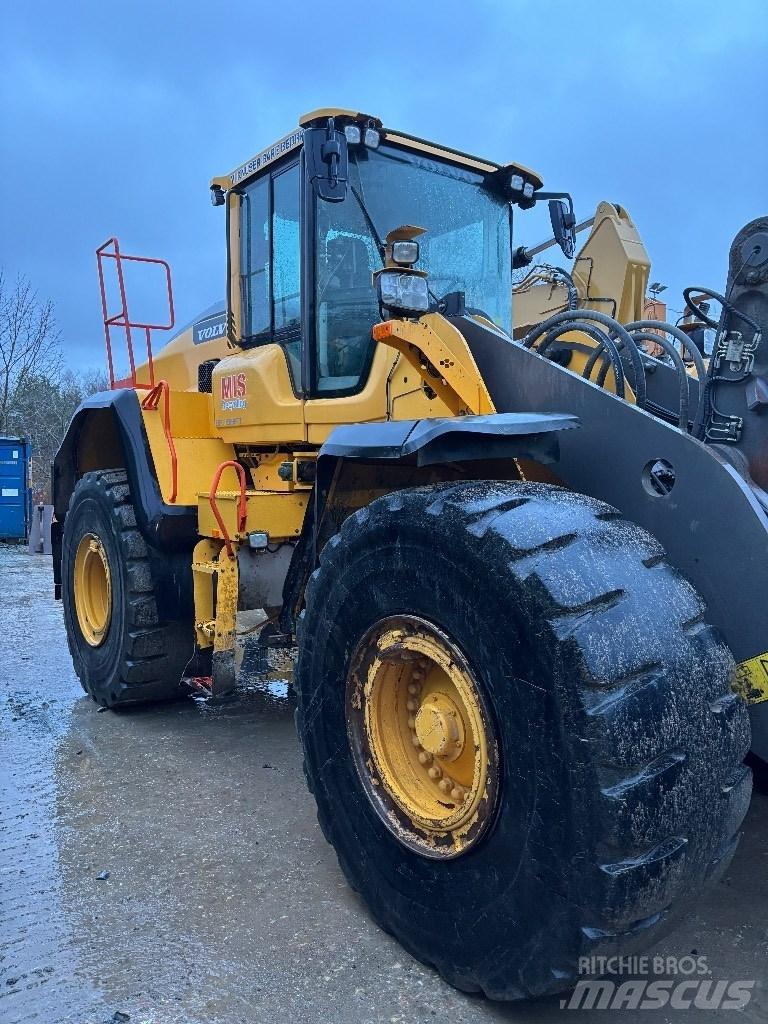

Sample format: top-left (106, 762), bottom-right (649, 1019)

top-left (1, 546), bottom-right (766, 1023)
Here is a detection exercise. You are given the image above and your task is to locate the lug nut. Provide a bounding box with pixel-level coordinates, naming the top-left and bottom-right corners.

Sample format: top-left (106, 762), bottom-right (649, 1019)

top-left (407, 682), bottom-right (420, 695)
top-left (411, 734), bottom-right (422, 748)
top-left (406, 699), bottom-right (419, 712)
top-left (407, 716), bottom-right (416, 730)
top-left (438, 778), bottom-right (452, 794)
top-left (428, 765), bottom-right (442, 780)
top-left (451, 786), bottom-right (464, 801)
top-left (418, 751), bottom-right (432, 765)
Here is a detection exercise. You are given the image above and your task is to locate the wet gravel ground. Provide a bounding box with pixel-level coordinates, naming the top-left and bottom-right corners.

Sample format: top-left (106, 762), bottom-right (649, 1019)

top-left (1, 545), bottom-right (767, 1024)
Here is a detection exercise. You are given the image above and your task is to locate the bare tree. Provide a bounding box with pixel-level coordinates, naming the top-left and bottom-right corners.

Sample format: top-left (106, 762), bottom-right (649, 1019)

top-left (0, 268), bottom-right (110, 499)
top-left (10, 369), bottom-right (109, 501)
top-left (0, 269), bottom-right (61, 434)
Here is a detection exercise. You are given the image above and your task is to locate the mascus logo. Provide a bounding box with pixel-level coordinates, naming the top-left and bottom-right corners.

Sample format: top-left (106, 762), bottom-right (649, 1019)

top-left (221, 372), bottom-right (246, 400)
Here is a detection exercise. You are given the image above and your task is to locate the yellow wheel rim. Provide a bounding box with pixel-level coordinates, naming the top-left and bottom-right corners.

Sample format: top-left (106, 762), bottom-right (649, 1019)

top-left (73, 533), bottom-right (113, 647)
top-left (346, 615), bottom-right (499, 859)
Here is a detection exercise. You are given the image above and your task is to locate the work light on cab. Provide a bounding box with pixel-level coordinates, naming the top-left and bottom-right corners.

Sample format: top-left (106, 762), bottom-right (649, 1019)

top-left (376, 225), bottom-right (429, 316)
top-left (343, 121), bottom-right (380, 148)
top-left (376, 270), bottom-right (430, 316)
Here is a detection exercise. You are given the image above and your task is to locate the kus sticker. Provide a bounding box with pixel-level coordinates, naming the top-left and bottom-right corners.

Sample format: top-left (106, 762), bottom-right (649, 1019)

top-left (193, 312), bottom-right (227, 345)
top-left (221, 372), bottom-right (247, 411)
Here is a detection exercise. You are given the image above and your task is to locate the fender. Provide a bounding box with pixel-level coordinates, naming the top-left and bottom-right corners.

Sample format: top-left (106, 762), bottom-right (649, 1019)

top-left (52, 390), bottom-right (198, 595)
top-left (318, 412), bottom-right (580, 466)
top-left (274, 412), bottom-right (580, 643)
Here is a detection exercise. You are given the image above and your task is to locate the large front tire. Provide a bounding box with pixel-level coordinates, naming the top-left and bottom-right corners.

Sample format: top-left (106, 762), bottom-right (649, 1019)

top-left (62, 469), bottom-right (192, 707)
top-left (295, 481), bottom-right (751, 1000)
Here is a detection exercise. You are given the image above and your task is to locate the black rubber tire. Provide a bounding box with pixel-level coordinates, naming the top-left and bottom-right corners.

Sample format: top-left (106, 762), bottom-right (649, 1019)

top-left (295, 481), bottom-right (752, 1000)
top-left (62, 469), bottom-right (191, 707)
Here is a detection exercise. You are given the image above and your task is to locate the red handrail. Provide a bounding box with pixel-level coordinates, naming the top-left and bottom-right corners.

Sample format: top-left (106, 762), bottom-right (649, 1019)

top-left (96, 237), bottom-right (175, 390)
top-left (209, 461), bottom-right (248, 559)
top-left (141, 381), bottom-right (178, 503)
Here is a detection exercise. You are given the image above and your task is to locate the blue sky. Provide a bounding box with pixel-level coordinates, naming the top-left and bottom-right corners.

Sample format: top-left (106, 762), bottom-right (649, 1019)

top-left (1, 0), bottom-right (766, 371)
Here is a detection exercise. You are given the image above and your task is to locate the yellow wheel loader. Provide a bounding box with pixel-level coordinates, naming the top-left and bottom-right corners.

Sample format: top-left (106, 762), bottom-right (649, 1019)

top-left (53, 110), bottom-right (767, 1000)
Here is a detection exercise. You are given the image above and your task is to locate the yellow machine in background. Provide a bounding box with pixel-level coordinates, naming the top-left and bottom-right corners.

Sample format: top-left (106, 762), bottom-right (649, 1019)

top-left (53, 109), bottom-right (767, 1001)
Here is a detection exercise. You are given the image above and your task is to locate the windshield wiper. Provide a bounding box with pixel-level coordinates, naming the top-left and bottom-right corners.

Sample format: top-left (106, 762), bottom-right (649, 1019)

top-left (348, 154), bottom-right (385, 261)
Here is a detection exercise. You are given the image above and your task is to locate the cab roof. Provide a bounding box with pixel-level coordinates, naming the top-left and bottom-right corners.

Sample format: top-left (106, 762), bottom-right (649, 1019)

top-left (210, 108), bottom-right (543, 192)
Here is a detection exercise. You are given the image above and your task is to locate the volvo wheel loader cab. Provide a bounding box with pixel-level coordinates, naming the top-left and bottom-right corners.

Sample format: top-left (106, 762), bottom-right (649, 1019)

top-left (54, 108), bottom-right (767, 1000)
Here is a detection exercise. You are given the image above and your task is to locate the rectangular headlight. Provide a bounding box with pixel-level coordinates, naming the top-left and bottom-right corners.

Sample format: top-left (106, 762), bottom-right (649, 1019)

top-left (377, 271), bottom-right (430, 315)
top-left (391, 240), bottom-right (419, 266)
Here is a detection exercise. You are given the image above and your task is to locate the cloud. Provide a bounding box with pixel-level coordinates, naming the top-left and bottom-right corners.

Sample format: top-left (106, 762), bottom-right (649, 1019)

top-left (1, 0), bottom-right (766, 367)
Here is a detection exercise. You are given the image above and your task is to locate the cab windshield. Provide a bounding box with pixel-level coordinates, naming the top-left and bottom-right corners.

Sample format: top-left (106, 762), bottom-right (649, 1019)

top-left (314, 143), bottom-right (512, 395)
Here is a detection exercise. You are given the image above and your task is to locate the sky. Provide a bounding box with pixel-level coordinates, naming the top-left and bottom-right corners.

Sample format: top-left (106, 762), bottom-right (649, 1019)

top-left (1, 0), bottom-right (767, 372)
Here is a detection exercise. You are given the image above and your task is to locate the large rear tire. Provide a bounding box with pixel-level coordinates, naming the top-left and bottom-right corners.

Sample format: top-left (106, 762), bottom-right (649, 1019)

top-left (295, 481), bottom-right (751, 1000)
top-left (62, 469), bottom-right (192, 707)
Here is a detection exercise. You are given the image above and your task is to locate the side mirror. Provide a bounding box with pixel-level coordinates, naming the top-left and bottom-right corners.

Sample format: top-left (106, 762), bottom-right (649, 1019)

top-left (548, 198), bottom-right (577, 259)
top-left (304, 118), bottom-right (348, 203)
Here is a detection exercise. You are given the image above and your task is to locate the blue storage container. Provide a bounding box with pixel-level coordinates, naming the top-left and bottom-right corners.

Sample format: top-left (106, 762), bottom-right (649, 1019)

top-left (0, 437), bottom-right (32, 541)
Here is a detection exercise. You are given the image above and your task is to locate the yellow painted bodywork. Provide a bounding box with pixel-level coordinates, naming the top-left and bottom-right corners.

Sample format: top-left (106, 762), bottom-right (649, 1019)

top-left (210, 346), bottom-right (304, 443)
top-left (147, 321), bottom-right (232, 392)
top-left (197, 489), bottom-right (309, 544)
top-left (212, 557), bottom-right (238, 658)
top-left (299, 108), bottom-right (382, 128)
top-left (137, 389), bottom-right (233, 506)
top-left (305, 346), bottom-right (389, 438)
top-left (192, 538), bottom-right (219, 648)
top-left (191, 539), bottom-right (239, 660)
top-left (373, 315), bottom-right (494, 416)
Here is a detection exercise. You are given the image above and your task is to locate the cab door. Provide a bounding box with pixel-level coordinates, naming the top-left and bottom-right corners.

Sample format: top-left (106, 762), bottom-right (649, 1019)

top-left (303, 176), bottom-right (392, 444)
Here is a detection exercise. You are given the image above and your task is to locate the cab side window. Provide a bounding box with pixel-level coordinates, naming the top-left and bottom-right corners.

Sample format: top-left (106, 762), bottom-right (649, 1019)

top-left (272, 164), bottom-right (301, 387)
top-left (239, 162), bottom-right (302, 390)
top-left (240, 176), bottom-right (270, 340)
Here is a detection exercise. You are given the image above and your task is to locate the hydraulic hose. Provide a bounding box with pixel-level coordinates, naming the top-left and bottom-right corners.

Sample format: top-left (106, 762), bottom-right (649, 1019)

top-left (683, 286), bottom-right (762, 333)
top-left (537, 322), bottom-right (626, 399)
top-left (548, 266), bottom-right (580, 311)
top-left (630, 331), bottom-right (689, 430)
top-left (625, 320), bottom-right (707, 384)
top-left (625, 320), bottom-right (708, 435)
top-left (525, 309), bottom-right (647, 410)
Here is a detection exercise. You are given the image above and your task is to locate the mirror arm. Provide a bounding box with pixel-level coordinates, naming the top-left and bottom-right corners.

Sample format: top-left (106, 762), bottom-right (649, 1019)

top-left (524, 216), bottom-right (595, 259)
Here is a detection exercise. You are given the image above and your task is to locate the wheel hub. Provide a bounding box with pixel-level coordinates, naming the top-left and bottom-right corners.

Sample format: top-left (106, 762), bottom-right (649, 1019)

top-left (73, 533), bottom-right (112, 647)
top-left (414, 693), bottom-right (465, 760)
top-left (345, 615), bottom-right (499, 859)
